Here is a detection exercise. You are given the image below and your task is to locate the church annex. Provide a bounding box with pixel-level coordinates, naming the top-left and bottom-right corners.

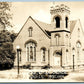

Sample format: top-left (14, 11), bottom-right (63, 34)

top-left (13, 4), bottom-right (84, 69)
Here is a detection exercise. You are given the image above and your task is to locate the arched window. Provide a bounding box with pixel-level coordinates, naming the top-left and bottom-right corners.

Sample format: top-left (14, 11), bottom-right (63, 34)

top-left (66, 49), bottom-right (68, 63)
top-left (65, 17), bottom-right (68, 28)
top-left (30, 46), bottom-right (33, 61)
top-left (78, 28), bottom-right (80, 37)
top-left (76, 41), bottom-right (81, 48)
top-left (26, 42), bottom-right (36, 62)
top-left (66, 34), bottom-right (69, 45)
top-left (41, 48), bottom-right (46, 62)
top-left (66, 34), bottom-right (68, 37)
top-left (28, 27), bottom-right (33, 37)
top-left (76, 41), bottom-right (81, 60)
top-left (55, 34), bottom-right (60, 46)
top-left (55, 16), bottom-right (60, 28)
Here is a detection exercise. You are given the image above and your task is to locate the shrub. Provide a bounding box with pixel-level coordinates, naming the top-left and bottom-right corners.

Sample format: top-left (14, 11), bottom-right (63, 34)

top-left (41, 64), bottom-right (50, 69)
top-left (22, 63), bottom-right (31, 69)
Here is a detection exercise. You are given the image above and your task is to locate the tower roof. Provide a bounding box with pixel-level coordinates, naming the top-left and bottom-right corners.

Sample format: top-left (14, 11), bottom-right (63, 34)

top-left (50, 4), bottom-right (70, 14)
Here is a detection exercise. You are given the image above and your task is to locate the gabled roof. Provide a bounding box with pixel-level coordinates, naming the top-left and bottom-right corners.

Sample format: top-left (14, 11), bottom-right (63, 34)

top-left (34, 18), bottom-right (78, 34)
top-left (15, 16), bottom-right (51, 41)
top-left (70, 19), bottom-right (84, 35)
top-left (30, 16), bottom-right (51, 38)
top-left (70, 20), bottom-right (77, 33)
top-left (15, 16), bottom-right (83, 41)
top-left (34, 19), bottom-right (52, 31)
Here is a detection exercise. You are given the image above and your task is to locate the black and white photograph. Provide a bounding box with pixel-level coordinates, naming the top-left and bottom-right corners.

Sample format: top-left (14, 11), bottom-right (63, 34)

top-left (0, 1), bottom-right (84, 82)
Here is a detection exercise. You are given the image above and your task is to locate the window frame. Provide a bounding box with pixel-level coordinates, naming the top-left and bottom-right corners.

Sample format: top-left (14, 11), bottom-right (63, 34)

top-left (55, 16), bottom-right (60, 28)
top-left (26, 42), bottom-right (36, 62)
top-left (65, 17), bottom-right (68, 28)
top-left (41, 47), bottom-right (46, 62)
top-left (55, 34), bottom-right (60, 46)
top-left (28, 27), bottom-right (33, 37)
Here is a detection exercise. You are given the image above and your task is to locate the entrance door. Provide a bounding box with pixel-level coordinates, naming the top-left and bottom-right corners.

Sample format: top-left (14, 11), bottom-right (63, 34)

top-left (54, 54), bottom-right (61, 66)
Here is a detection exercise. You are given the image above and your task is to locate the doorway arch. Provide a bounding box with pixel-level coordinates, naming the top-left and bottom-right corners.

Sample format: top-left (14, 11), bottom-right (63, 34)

top-left (53, 50), bottom-right (62, 66)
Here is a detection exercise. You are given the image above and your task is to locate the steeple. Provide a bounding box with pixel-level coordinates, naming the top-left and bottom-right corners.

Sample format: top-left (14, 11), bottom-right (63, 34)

top-left (50, 4), bottom-right (70, 31)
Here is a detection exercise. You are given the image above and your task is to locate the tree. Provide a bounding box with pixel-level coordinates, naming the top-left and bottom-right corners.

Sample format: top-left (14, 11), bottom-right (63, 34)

top-left (0, 2), bottom-right (16, 70)
top-left (0, 2), bottom-right (12, 29)
top-left (10, 32), bottom-right (17, 42)
top-left (0, 30), bottom-right (16, 70)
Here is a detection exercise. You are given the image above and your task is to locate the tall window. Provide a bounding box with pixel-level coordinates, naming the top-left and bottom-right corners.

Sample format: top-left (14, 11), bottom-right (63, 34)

top-left (30, 46), bottom-right (33, 61)
top-left (65, 17), bottom-right (68, 28)
top-left (26, 42), bottom-right (36, 62)
top-left (66, 49), bottom-right (68, 63)
top-left (41, 48), bottom-right (46, 62)
top-left (28, 27), bottom-right (33, 37)
top-left (55, 16), bottom-right (60, 28)
top-left (78, 28), bottom-right (80, 37)
top-left (55, 34), bottom-right (60, 46)
top-left (76, 41), bottom-right (81, 61)
top-left (66, 34), bottom-right (68, 45)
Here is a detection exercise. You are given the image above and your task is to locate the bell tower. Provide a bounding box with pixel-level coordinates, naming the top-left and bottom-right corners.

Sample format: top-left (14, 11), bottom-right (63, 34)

top-left (50, 4), bottom-right (71, 68)
top-left (50, 4), bottom-right (70, 31)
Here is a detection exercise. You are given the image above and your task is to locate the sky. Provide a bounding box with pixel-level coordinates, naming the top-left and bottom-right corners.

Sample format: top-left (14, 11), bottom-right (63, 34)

top-left (9, 1), bottom-right (84, 32)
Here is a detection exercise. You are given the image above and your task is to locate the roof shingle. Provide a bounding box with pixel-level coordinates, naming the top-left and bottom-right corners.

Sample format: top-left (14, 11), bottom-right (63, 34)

top-left (34, 18), bottom-right (77, 34)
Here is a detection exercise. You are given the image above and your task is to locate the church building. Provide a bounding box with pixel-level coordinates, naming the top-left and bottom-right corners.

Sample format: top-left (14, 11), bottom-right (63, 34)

top-left (13, 4), bottom-right (84, 69)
